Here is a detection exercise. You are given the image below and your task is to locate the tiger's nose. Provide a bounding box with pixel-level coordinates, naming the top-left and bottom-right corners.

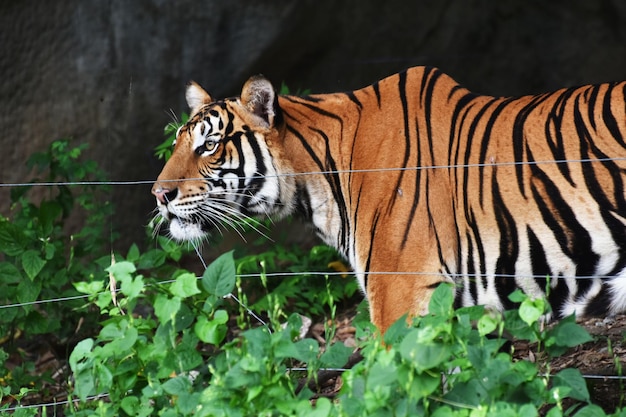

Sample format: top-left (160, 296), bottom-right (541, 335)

top-left (151, 185), bottom-right (177, 204)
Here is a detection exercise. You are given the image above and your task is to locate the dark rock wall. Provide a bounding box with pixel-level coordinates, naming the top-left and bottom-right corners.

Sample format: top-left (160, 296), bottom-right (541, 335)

top-left (2, 0), bottom-right (626, 248)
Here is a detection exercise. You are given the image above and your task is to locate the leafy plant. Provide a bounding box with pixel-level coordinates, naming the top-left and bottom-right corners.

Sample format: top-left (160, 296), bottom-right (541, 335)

top-left (68, 247), bottom-right (354, 416)
top-left (0, 139), bottom-right (114, 407)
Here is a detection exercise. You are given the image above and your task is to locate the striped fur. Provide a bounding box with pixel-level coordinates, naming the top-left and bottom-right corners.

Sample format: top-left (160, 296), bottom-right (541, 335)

top-left (152, 67), bottom-right (626, 334)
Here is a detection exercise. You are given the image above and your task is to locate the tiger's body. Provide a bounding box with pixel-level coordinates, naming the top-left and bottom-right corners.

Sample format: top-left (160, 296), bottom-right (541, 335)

top-left (152, 66), bottom-right (626, 333)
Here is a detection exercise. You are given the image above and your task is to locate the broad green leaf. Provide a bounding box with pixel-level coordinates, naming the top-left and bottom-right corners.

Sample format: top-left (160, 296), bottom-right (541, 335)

top-left (194, 315), bottom-right (227, 345)
top-left (154, 295), bottom-right (182, 324)
top-left (291, 338), bottom-right (319, 363)
top-left (518, 297), bottom-right (545, 326)
top-left (202, 251), bottom-right (236, 297)
top-left (69, 338), bottom-right (95, 372)
top-left (552, 368), bottom-right (590, 402)
top-left (0, 220), bottom-right (27, 256)
top-left (138, 248), bottom-right (167, 269)
top-left (162, 375), bottom-right (192, 396)
top-left (120, 275), bottom-right (144, 300)
top-left (367, 361), bottom-right (398, 388)
top-left (106, 261), bottom-right (136, 281)
top-left (477, 312), bottom-right (499, 336)
top-left (0, 262), bottom-right (22, 284)
top-left (170, 272), bottom-right (201, 298)
top-left (411, 372), bottom-right (440, 398)
top-left (74, 280), bottom-right (105, 295)
top-left (38, 201), bottom-right (62, 236)
top-left (428, 283), bottom-right (454, 317)
top-left (320, 342), bottom-right (352, 368)
top-left (571, 405), bottom-right (607, 417)
top-left (120, 396), bottom-right (140, 415)
top-left (21, 250), bottom-right (46, 280)
top-left (400, 332), bottom-right (450, 371)
top-left (547, 317), bottom-right (592, 348)
top-left (17, 279), bottom-right (42, 303)
top-left (126, 244), bottom-right (140, 262)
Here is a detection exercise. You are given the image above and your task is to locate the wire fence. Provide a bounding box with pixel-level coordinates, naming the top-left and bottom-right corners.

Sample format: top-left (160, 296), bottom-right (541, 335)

top-left (3, 155), bottom-right (626, 189)
top-left (3, 156), bottom-right (626, 411)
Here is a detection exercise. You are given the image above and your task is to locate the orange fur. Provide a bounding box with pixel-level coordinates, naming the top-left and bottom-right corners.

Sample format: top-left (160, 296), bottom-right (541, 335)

top-left (154, 67), bottom-right (626, 334)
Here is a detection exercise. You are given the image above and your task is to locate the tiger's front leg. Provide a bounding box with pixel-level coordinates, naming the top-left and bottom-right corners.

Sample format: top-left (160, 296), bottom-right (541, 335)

top-left (365, 256), bottom-right (453, 335)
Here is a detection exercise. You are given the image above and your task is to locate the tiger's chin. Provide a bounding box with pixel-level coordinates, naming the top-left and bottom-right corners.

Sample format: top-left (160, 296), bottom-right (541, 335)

top-left (168, 217), bottom-right (208, 242)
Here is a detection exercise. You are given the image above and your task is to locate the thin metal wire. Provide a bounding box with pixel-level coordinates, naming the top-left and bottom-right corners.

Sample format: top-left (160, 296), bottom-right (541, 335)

top-left (1, 393), bottom-right (110, 412)
top-left (3, 270), bottom-right (626, 311)
top-left (3, 156), bottom-right (626, 188)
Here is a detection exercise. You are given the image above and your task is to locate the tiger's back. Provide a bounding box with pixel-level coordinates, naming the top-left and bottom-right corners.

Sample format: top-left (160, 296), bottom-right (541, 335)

top-left (153, 66), bottom-right (626, 333)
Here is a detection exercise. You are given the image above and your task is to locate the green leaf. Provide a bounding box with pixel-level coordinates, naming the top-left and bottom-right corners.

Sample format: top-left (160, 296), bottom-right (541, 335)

top-left (170, 272), bottom-right (201, 298)
top-left (428, 283), bottom-right (454, 317)
top-left (162, 375), bottom-right (192, 396)
top-left (411, 372), bottom-right (440, 398)
top-left (17, 279), bottom-right (42, 303)
top-left (320, 342), bottom-right (353, 368)
top-left (202, 251), bottom-right (236, 297)
top-left (137, 248), bottom-right (167, 269)
top-left (74, 280), bottom-right (105, 295)
top-left (106, 261), bottom-right (136, 281)
top-left (0, 221), bottom-right (27, 256)
top-left (291, 338), bottom-right (319, 363)
top-left (547, 316), bottom-right (592, 348)
top-left (120, 396), bottom-right (140, 415)
top-left (367, 360), bottom-right (398, 388)
top-left (477, 313), bottom-right (500, 336)
top-left (194, 314), bottom-right (228, 345)
top-left (154, 295), bottom-right (182, 324)
top-left (21, 250), bottom-right (46, 280)
top-left (518, 297), bottom-right (545, 326)
top-left (120, 275), bottom-right (144, 300)
top-left (38, 201), bottom-right (62, 236)
top-left (552, 368), bottom-right (590, 402)
top-left (399, 332), bottom-right (450, 372)
top-left (571, 405), bottom-right (607, 417)
top-left (0, 262), bottom-right (22, 284)
top-left (69, 338), bottom-right (95, 372)
top-left (126, 244), bottom-right (140, 262)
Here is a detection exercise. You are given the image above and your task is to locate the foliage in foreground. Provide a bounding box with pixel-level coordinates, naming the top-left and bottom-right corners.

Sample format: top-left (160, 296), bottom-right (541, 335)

top-left (0, 139), bottom-right (113, 411)
top-left (67, 250), bottom-right (623, 417)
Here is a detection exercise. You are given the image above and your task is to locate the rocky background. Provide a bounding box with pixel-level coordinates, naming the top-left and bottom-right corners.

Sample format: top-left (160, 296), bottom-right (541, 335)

top-left (2, 0), bottom-right (626, 249)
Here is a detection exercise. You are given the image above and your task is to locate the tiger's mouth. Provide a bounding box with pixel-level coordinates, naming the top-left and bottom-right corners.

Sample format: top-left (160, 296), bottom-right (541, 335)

top-left (166, 213), bottom-right (210, 242)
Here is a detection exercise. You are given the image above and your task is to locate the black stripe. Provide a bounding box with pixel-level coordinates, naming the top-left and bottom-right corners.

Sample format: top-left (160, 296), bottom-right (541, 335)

top-left (311, 127), bottom-right (350, 250)
top-left (363, 207), bottom-right (382, 292)
top-left (372, 82), bottom-right (381, 108)
top-left (465, 230), bottom-right (478, 305)
top-left (477, 98), bottom-right (515, 208)
top-left (583, 285), bottom-right (612, 316)
top-left (603, 83), bottom-right (626, 148)
top-left (511, 93), bottom-right (554, 198)
top-left (492, 172), bottom-right (519, 309)
top-left (529, 149), bottom-right (599, 283)
top-left (392, 70), bottom-right (411, 202)
top-left (461, 98), bottom-right (498, 222)
top-left (343, 91), bottom-right (362, 108)
top-left (527, 227), bottom-right (569, 317)
top-left (545, 89), bottom-right (575, 185)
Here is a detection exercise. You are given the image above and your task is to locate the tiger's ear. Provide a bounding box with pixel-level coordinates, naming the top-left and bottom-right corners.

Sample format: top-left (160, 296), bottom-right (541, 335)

top-left (186, 81), bottom-right (212, 116)
top-left (240, 75), bottom-right (276, 128)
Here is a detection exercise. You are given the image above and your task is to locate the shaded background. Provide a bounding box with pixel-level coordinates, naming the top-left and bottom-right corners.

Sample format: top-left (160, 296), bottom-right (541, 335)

top-left (2, 0), bottom-right (626, 250)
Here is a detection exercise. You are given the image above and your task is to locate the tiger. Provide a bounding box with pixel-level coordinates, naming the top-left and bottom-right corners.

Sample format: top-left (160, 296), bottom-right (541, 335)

top-left (152, 66), bottom-right (626, 334)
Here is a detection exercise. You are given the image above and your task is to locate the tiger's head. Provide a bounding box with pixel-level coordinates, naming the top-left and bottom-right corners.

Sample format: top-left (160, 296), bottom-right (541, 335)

top-left (151, 76), bottom-right (296, 242)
